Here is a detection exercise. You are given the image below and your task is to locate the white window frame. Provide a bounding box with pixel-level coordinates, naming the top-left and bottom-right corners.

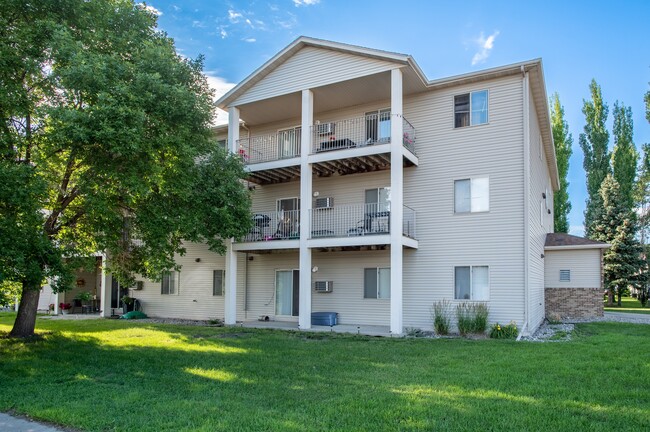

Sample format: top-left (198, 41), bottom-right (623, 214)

top-left (213, 270), bottom-right (225, 296)
top-left (454, 177), bottom-right (490, 214)
top-left (277, 126), bottom-right (301, 159)
top-left (454, 266), bottom-right (490, 301)
top-left (454, 90), bottom-right (489, 128)
top-left (161, 271), bottom-right (179, 295)
top-left (364, 267), bottom-right (390, 299)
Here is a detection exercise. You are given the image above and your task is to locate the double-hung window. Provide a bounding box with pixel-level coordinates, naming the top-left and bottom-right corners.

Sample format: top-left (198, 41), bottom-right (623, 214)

top-left (454, 178), bottom-right (489, 213)
top-left (213, 270), bottom-right (225, 296)
top-left (454, 90), bottom-right (488, 128)
top-left (161, 271), bottom-right (178, 295)
top-left (454, 266), bottom-right (489, 300)
top-left (364, 268), bottom-right (390, 299)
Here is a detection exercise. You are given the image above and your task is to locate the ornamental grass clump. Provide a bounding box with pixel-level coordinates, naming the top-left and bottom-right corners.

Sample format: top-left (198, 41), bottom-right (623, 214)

top-left (431, 300), bottom-right (452, 335)
top-left (489, 321), bottom-right (518, 339)
top-left (456, 302), bottom-right (490, 335)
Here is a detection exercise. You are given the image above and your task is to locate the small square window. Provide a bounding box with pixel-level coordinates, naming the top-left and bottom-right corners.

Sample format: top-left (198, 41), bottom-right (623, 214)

top-left (455, 178), bottom-right (489, 213)
top-left (454, 90), bottom-right (488, 128)
top-left (454, 266), bottom-right (489, 300)
top-left (364, 268), bottom-right (390, 299)
top-left (560, 270), bottom-right (570, 282)
top-left (161, 271), bottom-right (178, 295)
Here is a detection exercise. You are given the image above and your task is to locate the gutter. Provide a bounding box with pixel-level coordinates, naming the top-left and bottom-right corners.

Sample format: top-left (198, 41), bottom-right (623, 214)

top-left (522, 69), bottom-right (531, 335)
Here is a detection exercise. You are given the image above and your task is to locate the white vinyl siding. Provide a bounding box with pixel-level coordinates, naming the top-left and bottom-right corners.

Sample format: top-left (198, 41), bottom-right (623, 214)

top-left (544, 249), bottom-right (603, 288)
top-left (233, 46), bottom-right (398, 106)
top-left (454, 177), bottom-right (489, 213)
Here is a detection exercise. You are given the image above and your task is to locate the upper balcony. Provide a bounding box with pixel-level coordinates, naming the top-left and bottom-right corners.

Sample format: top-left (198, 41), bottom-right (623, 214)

top-left (238, 114), bottom-right (417, 185)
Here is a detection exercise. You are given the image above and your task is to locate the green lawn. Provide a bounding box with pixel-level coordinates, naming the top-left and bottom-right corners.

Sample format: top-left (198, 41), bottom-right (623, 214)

top-left (604, 296), bottom-right (650, 315)
top-left (1, 313), bottom-right (649, 431)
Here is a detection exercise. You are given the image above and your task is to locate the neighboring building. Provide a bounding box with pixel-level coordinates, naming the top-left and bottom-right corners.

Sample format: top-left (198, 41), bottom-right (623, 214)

top-left (95, 37), bottom-right (605, 335)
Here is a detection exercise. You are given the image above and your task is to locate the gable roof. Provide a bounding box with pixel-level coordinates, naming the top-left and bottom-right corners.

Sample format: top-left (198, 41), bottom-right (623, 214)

top-left (545, 233), bottom-right (610, 250)
top-left (215, 36), bottom-right (559, 189)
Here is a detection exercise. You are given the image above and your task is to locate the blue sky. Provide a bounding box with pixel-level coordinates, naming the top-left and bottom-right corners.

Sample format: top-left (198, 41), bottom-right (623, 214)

top-left (148, 0), bottom-right (650, 236)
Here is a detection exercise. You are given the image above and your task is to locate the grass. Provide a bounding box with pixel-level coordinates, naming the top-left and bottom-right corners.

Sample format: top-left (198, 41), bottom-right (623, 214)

top-left (604, 296), bottom-right (650, 315)
top-left (1, 313), bottom-right (649, 431)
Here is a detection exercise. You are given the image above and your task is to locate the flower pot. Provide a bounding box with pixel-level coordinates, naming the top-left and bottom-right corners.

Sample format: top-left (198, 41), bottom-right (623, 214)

top-left (62, 310), bottom-right (70, 315)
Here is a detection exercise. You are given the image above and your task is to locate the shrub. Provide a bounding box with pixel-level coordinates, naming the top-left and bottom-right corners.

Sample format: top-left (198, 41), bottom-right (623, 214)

top-left (456, 302), bottom-right (490, 335)
top-left (489, 321), bottom-right (518, 339)
top-left (405, 327), bottom-right (427, 338)
top-left (431, 300), bottom-right (452, 335)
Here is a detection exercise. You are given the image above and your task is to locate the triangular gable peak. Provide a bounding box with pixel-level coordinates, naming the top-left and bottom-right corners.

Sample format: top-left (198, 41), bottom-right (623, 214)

top-left (220, 37), bottom-right (411, 108)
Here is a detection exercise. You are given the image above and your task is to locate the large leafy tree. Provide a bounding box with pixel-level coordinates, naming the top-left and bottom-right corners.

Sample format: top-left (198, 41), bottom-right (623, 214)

top-left (550, 93), bottom-right (572, 233)
top-left (580, 80), bottom-right (610, 238)
top-left (1, 0), bottom-right (251, 337)
top-left (591, 175), bottom-right (645, 306)
top-left (611, 102), bottom-right (638, 211)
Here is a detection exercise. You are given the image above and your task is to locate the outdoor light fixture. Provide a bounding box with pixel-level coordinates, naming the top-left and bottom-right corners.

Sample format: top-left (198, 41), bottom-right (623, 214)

top-left (312, 266), bottom-right (319, 273)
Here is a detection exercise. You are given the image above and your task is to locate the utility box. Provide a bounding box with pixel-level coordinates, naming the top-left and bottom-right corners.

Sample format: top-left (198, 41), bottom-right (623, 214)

top-left (311, 311), bottom-right (338, 326)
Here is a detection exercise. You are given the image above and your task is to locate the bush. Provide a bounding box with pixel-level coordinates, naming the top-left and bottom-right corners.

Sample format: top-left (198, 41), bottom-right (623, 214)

top-left (405, 327), bottom-right (427, 338)
top-left (456, 302), bottom-right (490, 335)
top-left (431, 300), bottom-right (452, 335)
top-left (489, 321), bottom-right (518, 339)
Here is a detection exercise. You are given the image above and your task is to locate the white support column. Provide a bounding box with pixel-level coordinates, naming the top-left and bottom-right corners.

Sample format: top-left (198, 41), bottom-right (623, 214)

top-left (54, 291), bottom-right (59, 315)
top-left (390, 68), bottom-right (404, 335)
top-left (224, 241), bottom-right (238, 325)
top-left (99, 254), bottom-right (109, 317)
top-left (298, 89), bottom-right (314, 330)
top-left (228, 107), bottom-right (240, 154)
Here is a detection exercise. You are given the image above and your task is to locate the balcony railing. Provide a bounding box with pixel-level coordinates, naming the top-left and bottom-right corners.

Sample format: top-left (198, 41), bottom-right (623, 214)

top-left (311, 114), bottom-right (416, 155)
top-left (241, 209), bottom-right (300, 242)
top-left (237, 130), bottom-right (301, 165)
top-left (310, 203), bottom-right (416, 239)
top-left (236, 115), bottom-right (416, 166)
top-left (403, 205), bottom-right (416, 239)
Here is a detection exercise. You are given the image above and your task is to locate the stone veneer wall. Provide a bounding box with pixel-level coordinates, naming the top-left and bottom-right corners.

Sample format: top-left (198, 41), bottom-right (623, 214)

top-left (545, 287), bottom-right (604, 320)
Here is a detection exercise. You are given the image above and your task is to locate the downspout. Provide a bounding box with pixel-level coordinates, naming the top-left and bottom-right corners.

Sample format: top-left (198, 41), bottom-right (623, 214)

top-left (244, 252), bottom-right (249, 318)
top-left (522, 66), bottom-right (531, 335)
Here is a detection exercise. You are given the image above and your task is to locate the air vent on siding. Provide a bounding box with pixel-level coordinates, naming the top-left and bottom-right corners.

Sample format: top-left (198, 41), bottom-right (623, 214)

top-left (559, 270), bottom-right (570, 282)
top-left (314, 197), bottom-right (334, 209)
top-left (314, 281), bottom-right (333, 293)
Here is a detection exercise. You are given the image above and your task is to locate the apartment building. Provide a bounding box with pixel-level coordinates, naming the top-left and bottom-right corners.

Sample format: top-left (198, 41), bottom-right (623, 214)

top-left (88, 37), bottom-right (606, 335)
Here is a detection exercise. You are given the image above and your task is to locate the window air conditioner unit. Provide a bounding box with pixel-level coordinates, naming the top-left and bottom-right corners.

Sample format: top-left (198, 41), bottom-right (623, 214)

top-left (314, 281), bottom-right (333, 293)
top-left (316, 122), bottom-right (335, 135)
top-left (314, 197), bottom-right (334, 209)
top-left (133, 281), bottom-right (144, 290)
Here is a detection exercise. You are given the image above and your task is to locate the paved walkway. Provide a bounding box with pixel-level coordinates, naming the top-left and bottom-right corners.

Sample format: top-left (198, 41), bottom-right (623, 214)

top-left (0, 413), bottom-right (66, 432)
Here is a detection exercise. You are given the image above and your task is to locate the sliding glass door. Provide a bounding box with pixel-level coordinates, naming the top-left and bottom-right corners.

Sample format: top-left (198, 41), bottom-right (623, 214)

top-left (275, 270), bottom-right (299, 317)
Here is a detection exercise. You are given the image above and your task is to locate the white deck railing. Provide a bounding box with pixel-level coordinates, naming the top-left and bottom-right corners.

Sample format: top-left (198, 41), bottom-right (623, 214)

top-left (241, 209), bottom-right (301, 242)
top-left (239, 205), bottom-right (416, 242)
top-left (235, 115), bottom-right (416, 165)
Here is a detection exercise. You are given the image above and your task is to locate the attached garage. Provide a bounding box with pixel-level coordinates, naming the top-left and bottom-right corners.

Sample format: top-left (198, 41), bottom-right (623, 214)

top-left (544, 233), bottom-right (609, 320)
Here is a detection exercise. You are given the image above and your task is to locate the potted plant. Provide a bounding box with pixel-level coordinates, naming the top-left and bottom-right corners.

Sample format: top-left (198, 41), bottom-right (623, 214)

top-left (75, 291), bottom-right (93, 302)
top-left (121, 295), bottom-right (135, 313)
top-left (59, 302), bottom-right (72, 315)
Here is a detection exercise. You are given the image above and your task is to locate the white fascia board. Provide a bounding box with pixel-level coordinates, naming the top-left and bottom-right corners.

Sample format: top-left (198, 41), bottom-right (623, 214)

top-left (545, 244), bottom-right (611, 251)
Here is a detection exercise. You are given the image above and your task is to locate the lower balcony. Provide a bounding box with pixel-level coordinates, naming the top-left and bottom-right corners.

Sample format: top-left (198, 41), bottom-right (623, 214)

top-left (234, 205), bottom-right (416, 251)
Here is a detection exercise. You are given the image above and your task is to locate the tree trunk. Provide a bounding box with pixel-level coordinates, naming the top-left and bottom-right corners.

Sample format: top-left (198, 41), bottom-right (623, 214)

top-left (607, 289), bottom-right (615, 306)
top-left (617, 290), bottom-right (622, 306)
top-left (9, 282), bottom-right (41, 338)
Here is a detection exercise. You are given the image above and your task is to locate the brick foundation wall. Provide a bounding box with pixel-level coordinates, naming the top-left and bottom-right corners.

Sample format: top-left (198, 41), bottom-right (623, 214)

top-left (545, 287), bottom-right (604, 320)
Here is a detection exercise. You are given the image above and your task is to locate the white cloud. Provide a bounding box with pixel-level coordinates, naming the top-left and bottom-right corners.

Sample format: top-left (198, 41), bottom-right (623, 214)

top-left (219, 26), bottom-right (228, 39)
top-left (243, 38), bottom-right (256, 43)
top-left (228, 9), bottom-right (243, 23)
top-left (138, 3), bottom-right (162, 16)
top-left (471, 30), bottom-right (499, 66)
top-left (171, 5), bottom-right (180, 11)
top-left (275, 12), bottom-right (297, 29)
top-left (204, 74), bottom-right (237, 126)
top-left (293, 0), bottom-right (320, 6)
top-left (192, 20), bottom-right (206, 28)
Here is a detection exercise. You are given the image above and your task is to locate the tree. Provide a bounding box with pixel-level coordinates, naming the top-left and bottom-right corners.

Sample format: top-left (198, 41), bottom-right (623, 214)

top-left (611, 102), bottom-right (638, 211)
top-left (0, 0), bottom-right (251, 337)
top-left (591, 175), bottom-right (645, 306)
top-left (635, 144), bottom-right (650, 305)
top-left (580, 80), bottom-right (610, 238)
top-left (550, 93), bottom-right (573, 233)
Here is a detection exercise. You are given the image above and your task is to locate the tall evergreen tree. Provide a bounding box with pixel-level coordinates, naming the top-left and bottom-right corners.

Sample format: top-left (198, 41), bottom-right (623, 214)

top-left (580, 80), bottom-right (610, 238)
top-left (635, 144), bottom-right (650, 306)
top-left (550, 93), bottom-right (573, 233)
top-left (611, 102), bottom-right (638, 211)
top-left (592, 175), bottom-right (645, 306)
